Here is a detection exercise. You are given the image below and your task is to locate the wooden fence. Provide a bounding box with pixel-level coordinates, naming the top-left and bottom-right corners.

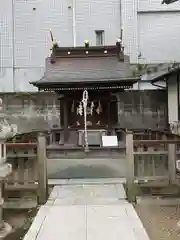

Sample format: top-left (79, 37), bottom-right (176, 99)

top-left (126, 131), bottom-right (180, 202)
top-left (5, 133), bottom-right (48, 206)
top-left (4, 128), bottom-right (180, 205)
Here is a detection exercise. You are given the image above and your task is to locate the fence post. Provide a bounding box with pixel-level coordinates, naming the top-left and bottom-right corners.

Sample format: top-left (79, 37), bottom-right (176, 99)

top-left (168, 143), bottom-right (176, 183)
top-left (37, 132), bottom-right (48, 204)
top-left (126, 131), bottom-right (135, 202)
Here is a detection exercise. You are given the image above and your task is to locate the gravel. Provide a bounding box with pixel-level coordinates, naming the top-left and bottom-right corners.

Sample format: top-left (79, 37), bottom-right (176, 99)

top-left (135, 204), bottom-right (180, 240)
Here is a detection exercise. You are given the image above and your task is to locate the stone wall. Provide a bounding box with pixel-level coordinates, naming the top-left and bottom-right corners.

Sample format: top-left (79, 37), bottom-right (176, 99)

top-left (0, 90), bottom-right (167, 135)
top-left (116, 90), bottom-right (167, 129)
top-left (0, 92), bottom-right (60, 134)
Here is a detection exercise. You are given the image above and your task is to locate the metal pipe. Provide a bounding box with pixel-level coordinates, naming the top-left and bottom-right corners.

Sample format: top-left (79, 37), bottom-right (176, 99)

top-left (119, 0), bottom-right (123, 40)
top-left (12, 0), bottom-right (15, 91)
top-left (72, 0), bottom-right (76, 47)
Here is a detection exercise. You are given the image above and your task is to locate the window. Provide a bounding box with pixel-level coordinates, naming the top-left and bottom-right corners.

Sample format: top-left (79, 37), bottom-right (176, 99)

top-left (95, 30), bottom-right (104, 46)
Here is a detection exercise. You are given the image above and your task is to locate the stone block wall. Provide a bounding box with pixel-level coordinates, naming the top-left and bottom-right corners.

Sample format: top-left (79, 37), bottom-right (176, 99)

top-left (0, 92), bottom-right (60, 134)
top-left (0, 90), bottom-right (167, 135)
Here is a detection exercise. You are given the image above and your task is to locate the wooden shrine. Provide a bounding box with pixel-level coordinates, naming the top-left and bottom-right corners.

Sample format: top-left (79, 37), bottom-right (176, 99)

top-left (31, 41), bottom-right (139, 147)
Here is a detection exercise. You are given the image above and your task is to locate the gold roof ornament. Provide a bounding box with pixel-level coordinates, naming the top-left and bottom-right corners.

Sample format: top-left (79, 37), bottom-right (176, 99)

top-left (53, 40), bottom-right (57, 46)
top-left (116, 38), bottom-right (121, 43)
top-left (50, 30), bottom-right (58, 50)
top-left (84, 40), bottom-right (89, 48)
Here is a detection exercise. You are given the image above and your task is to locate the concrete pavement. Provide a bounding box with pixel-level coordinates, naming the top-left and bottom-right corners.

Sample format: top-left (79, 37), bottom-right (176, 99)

top-left (24, 180), bottom-right (150, 240)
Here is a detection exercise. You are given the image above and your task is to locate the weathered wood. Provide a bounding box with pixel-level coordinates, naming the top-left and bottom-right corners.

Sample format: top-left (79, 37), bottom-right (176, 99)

top-left (3, 199), bottom-right (37, 209)
top-left (0, 182), bottom-right (3, 229)
top-left (5, 183), bottom-right (37, 191)
top-left (37, 133), bottom-right (48, 205)
top-left (135, 175), bottom-right (169, 181)
top-left (6, 143), bottom-right (37, 148)
top-left (7, 153), bottom-right (36, 158)
top-left (168, 143), bottom-right (176, 183)
top-left (134, 151), bottom-right (168, 155)
top-left (126, 131), bottom-right (136, 202)
top-left (63, 99), bottom-right (68, 143)
top-left (26, 157), bottom-right (34, 182)
top-left (17, 158), bottom-right (24, 184)
top-left (134, 140), bottom-right (180, 144)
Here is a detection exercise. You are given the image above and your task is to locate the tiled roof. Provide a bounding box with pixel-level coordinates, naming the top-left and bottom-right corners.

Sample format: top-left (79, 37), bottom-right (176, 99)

top-left (41, 56), bottom-right (136, 83)
top-left (131, 63), bottom-right (180, 82)
top-left (151, 65), bottom-right (180, 82)
top-left (31, 45), bottom-right (139, 88)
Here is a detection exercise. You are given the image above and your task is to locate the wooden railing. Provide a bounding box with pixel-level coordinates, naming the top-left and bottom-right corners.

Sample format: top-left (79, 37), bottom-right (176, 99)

top-left (7, 142), bottom-right (37, 188)
top-left (6, 128), bottom-right (180, 205)
top-left (126, 131), bottom-right (180, 202)
top-left (5, 133), bottom-right (48, 205)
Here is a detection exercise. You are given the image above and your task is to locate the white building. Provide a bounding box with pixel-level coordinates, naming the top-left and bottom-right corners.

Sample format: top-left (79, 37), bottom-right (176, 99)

top-left (0, 0), bottom-right (180, 92)
top-left (151, 67), bottom-right (180, 128)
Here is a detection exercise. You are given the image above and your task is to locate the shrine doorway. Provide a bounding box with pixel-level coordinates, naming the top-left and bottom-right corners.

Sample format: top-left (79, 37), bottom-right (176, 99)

top-left (66, 91), bottom-right (118, 129)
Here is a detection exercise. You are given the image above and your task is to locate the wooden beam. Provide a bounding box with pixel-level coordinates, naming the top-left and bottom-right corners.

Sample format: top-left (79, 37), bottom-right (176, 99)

top-left (168, 143), bottom-right (176, 183)
top-left (3, 199), bottom-right (37, 209)
top-left (126, 131), bottom-right (136, 202)
top-left (37, 133), bottom-right (48, 205)
top-left (107, 100), bottom-right (111, 133)
top-left (134, 140), bottom-right (180, 144)
top-left (5, 184), bottom-right (38, 191)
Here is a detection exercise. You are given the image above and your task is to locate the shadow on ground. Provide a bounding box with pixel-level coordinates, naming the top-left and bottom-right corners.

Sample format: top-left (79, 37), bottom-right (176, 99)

top-left (48, 165), bottom-right (122, 179)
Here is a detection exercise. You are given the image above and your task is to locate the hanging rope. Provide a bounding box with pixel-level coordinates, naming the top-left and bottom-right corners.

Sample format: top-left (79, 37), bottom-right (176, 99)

top-left (82, 90), bottom-right (89, 152)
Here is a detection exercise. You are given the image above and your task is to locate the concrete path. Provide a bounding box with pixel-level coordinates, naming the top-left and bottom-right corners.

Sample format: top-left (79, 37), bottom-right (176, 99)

top-left (24, 180), bottom-right (150, 240)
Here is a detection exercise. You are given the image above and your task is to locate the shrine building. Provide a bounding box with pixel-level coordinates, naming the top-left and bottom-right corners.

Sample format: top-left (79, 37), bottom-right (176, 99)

top-left (31, 40), bottom-right (139, 147)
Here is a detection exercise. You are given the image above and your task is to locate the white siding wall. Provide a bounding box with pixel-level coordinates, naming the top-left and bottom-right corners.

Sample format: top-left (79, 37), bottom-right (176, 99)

top-left (1, 0), bottom-right (180, 92)
top-left (0, 0), bottom-right (121, 92)
top-left (75, 0), bottom-right (121, 46)
top-left (138, 12), bottom-right (180, 63)
top-left (121, 0), bottom-right (180, 63)
top-left (121, 0), bottom-right (138, 63)
top-left (138, 0), bottom-right (180, 12)
top-left (0, 1), bottom-right (14, 92)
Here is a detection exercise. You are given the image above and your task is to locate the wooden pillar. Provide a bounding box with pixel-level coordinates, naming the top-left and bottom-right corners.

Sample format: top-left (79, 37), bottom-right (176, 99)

top-left (126, 131), bottom-right (136, 202)
top-left (115, 93), bottom-right (121, 125)
top-left (58, 97), bottom-right (64, 144)
top-left (107, 100), bottom-right (111, 134)
top-left (63, 98), bottom-right (68, 143)
top-left (168, 143), bottom-right (176, 183)
top-left (0, 182), bottom-right (4, 229)
top-left (37, 132), bottom-right (48, 204)
top-left (59, 98), bottom-right (64, 128)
